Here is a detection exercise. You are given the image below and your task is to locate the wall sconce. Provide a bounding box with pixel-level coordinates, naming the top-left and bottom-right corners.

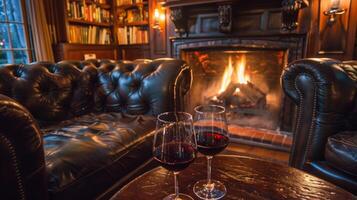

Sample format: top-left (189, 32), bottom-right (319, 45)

top-left (153, 8), bottom-right (166, 30)
top-left (323, 0), bottom-right (346, 24)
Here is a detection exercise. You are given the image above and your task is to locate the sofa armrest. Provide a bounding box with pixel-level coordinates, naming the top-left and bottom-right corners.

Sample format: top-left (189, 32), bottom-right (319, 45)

top-left (0, 94), bottom-right (47, 200)
top-left (147, 58), bottom-right (192, 113)
top-left (281, 58), bottom-right (357, 169)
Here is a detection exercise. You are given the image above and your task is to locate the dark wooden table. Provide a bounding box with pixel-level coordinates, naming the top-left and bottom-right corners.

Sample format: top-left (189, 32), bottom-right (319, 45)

top-left (111, 155), bottom-right (355, 200)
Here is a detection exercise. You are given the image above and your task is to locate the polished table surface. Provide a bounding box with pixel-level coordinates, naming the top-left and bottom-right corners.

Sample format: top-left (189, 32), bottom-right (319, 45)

top-left (111, 155), bottom-right (355, 200)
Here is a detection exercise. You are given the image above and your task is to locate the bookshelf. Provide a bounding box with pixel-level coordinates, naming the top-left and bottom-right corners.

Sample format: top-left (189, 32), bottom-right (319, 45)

top-left (51, 0), bottom-right (116, 61)
top-left (49, 0), bottom-right (156, 61)
top-left (115, 0), bottom-right (150, 59)
top-left (66, 0), bottom-right (113, 45)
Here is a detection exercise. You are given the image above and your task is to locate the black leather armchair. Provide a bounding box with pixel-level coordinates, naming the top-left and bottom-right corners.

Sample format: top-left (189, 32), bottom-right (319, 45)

top-left (0, 58), bottom-right (192, 200)
top-left (281, 58), bottom-right (357, 194)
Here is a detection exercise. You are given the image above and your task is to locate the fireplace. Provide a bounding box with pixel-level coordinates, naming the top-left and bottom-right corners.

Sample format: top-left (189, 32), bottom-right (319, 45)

top-left (166, 0), bottom-right (307, 150)
top-left (170, 35), bottom-right (305, 150)
top-left (181, 47), bottom-right (287, 131)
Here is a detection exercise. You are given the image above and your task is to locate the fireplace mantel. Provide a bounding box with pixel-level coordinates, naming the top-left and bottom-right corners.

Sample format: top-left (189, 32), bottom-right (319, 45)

top-left (164, 0), bottom-right (309, 35)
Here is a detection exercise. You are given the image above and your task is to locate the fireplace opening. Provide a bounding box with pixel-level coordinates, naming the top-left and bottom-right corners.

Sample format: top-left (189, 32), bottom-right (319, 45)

top-left (182, 47), bottom-right (288, 132)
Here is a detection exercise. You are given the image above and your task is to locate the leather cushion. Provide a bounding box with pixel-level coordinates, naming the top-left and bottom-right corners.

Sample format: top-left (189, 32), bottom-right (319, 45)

top-left (42, 112), bottom-right (155, 196)
top-left (325, 131), bottom-right (357, 176)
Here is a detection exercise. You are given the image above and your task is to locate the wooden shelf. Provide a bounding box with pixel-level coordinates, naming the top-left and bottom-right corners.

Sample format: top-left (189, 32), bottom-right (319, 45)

top-left (118, 21), bottom-right (149, 27)
top-left (118, 43), bottom-right (149, 46)
top-left (67, 42), bottom-right (113, 46)
top-left (96, 3), bottom-right (111, 9)
top-left (68, 18), bottom-right (112, 27)
top-left (69, 0), bottom-right (112, 9)
top-left (116, 2), bottom-right (148, 9)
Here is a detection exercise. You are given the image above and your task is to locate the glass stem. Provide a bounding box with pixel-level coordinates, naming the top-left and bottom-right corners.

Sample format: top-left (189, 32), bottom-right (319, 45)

top-left (207, 156), bottom-right (213, 185)
top-left (174, 172), bottom-right (179, 198)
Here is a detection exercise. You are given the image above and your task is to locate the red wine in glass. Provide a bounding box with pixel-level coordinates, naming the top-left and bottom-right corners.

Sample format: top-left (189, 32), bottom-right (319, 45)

top-left (193, 105), bottom-right (229, 200)
top-left (154, 142), bottom-right (196, 172)
top-left (196, 131), bottom-right (229, 156)
top-left (153, 112), bottom-right (197, 200)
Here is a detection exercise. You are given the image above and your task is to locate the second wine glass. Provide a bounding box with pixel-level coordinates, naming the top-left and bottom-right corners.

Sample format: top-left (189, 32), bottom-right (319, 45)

top-left (193, 105), bottom-right (229, 200)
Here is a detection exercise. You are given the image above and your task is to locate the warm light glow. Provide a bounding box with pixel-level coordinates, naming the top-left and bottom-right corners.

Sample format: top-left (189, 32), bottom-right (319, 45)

top-left (218, 55), bottom-right (250, 94)
top-left (160, 13), bottom-right (166, 21)
top-left (153, 8), bottom-right (165, 30)
top-left (154, 8), bottom-right (160, 19)
top-left (219, 56), bottom-right (234, 94)
top-left (154, 8), bottom-right (165, 21)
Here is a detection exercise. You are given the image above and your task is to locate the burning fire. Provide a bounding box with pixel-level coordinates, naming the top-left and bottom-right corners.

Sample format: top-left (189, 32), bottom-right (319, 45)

top-left (219, 56), bottom-right (234, 94)
top-left (218, 55), bottom-right (250, 94)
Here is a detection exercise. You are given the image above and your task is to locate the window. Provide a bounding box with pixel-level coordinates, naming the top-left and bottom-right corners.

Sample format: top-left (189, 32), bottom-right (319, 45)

top-left (0, 0), bottom-right (31, 64)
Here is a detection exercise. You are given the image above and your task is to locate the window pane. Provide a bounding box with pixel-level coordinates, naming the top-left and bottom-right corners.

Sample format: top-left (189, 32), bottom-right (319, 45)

top-left (0, 0), bottom-right (5, 21)
top-left (13, 50), bottom-right (28, 63)
top-left (0, 50), bottom-right (12, 64)
top-left (0, 23), bottom-right (10, 48)
top-left (5, 0), bottom-right (22, 22)
top-left (10, 23), bottom-right (26, 48)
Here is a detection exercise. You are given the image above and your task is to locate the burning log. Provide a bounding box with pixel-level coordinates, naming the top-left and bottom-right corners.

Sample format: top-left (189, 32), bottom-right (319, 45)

top-left (217, 82), bottom-right (237, 100)
top-left (215, 81), bottom-right (266, 109)
top-left (236, 81), bottom-right (266, 108)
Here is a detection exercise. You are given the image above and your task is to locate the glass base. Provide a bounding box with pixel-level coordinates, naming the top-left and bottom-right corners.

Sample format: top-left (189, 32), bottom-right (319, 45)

top-left (193, 179), bottom-right (227, 200)
top-left (163, 193), bottom-right (194, 200)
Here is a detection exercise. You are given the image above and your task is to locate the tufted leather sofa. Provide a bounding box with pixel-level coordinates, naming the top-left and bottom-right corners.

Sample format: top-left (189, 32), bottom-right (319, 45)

top-left (281, 58), bottom-right (357, 194)
top-left (0, 58), bottom-right (191, 200)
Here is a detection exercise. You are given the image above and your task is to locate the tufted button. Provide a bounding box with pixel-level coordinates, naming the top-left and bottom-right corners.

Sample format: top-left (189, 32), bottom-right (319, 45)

top-left (111, 79), bottom-right (118, 90)
top-left (39, 82), bottom-right (54, 94)
top-left (149, 65), bottom-right (159, 74)
top-left (47, 66), bottom-right (57, 73)
top-left (13, 67), bottom-right (24, 78)
top-left (131, 80), bottom-right (141, 90)
top-left (127, 65), bottom-right (134, 72)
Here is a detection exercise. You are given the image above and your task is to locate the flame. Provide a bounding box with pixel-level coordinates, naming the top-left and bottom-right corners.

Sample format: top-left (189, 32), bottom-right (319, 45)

top-left (218, 55), bottom-right (249, 94)
top-left (237, 55), bottom-right (249, 84)
top-left (219, 56), bottom-right (234, 94)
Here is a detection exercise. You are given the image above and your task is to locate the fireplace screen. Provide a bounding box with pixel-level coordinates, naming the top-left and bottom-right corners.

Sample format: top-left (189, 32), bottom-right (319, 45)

top-left (181, 48), bottom-right (287, 131)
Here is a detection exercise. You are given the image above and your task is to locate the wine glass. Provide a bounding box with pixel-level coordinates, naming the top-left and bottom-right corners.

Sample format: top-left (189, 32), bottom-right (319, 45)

top-left (153, 112), bottom-right (197, 200)
top-left (193, 105), bottom-right (229, 200)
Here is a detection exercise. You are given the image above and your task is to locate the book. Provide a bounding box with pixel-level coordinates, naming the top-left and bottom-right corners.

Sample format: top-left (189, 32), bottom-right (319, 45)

top-left (117, 26), bottom-right (148, 45)
top-left (69, 25), bottom-right (111, 44)
top-left (67, 0), bottom-right (111, 23)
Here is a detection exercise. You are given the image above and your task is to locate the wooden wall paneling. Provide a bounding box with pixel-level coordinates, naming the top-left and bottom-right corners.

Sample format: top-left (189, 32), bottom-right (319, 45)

top-left (319, 0), bottom-right (349, 54)
top-left (118, 44), bottom-right (150, 60)
top-left (149, 0), bottom-right (169, 58)
top-left (307, 0), bottom-right (357, 60)
top-left (348, 0), bottom-right (357, 60)
top-left (55, 44), bottom-right (116, 62)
